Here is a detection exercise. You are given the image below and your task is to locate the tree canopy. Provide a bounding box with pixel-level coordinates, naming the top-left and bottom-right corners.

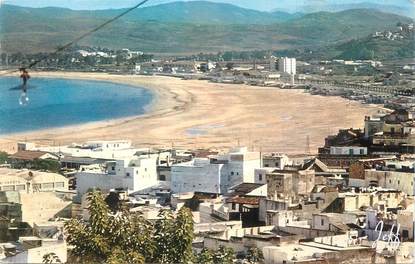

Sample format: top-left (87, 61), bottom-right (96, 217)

top-left (64, 191), bottom-right (195, 263)
top-left (0, 152), bottom-right (8, 164)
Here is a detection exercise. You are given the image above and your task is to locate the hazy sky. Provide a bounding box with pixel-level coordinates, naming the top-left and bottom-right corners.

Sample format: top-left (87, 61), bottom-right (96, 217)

top-left (2, 0), bottom-right (414, 11)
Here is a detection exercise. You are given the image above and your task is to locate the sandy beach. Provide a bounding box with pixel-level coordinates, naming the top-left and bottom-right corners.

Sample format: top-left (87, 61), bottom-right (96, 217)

top-left (0, 72), bottom-right (380, 154)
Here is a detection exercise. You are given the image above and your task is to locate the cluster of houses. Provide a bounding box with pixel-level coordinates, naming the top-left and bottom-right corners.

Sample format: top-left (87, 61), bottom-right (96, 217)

top-left (372, 23), bottom-right (414, 41)
top-left (0, 109), bottom-right (414, 263)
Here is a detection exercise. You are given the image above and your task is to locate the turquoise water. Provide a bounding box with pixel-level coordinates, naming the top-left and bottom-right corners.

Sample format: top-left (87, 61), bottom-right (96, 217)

top-left (0, 77), bottom-right (153, 135)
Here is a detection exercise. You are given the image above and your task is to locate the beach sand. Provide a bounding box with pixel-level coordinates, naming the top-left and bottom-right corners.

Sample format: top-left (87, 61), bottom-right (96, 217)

top-left (0, 72), bottom-right (380, 154)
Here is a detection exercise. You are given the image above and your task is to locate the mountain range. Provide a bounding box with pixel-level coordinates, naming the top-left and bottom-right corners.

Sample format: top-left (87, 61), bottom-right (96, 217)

top-left (274, 2), bottom-right (415, 18)
top-left (0, 1), bottom-right (413, 55)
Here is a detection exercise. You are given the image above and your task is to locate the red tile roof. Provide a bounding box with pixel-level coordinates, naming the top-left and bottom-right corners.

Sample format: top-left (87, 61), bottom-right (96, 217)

top-left (9, 151), bottom-right (53, 161)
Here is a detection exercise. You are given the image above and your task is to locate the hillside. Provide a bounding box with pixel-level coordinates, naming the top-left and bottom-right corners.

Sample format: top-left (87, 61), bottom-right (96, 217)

top-left (0, 2), bottom-right (299, 26)
top-left (277, 9), bottom-right (412, 43)
top-left (0, 3), bottom-right (412, 54)
top-left (297, 2), bottom-right (415, 18)
top-left (287, 32), bottom-right (415, 61)
top-left (335, 36), bottom-right (415, 60)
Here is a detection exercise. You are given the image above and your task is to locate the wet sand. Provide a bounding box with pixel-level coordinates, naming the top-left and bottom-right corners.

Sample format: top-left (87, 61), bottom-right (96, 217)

top-left (0, 72), bottom-right (380, 154)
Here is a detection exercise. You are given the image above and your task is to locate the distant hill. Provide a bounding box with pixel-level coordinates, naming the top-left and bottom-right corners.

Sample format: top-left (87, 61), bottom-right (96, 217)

top-left (334, 36), bottom-right (415, 60)
top-left (120, 1), bottom-right (300, 24)
top-left (0, 3), bottom-right (412, 54)
top-left (1, 1), bottom-right (299, 26)
top-left (277, 9), bottom-right (413, 43)
top-left (274, 1), bottom-right (415, 18)
top-left (291, 32), bottom-right (415, 61)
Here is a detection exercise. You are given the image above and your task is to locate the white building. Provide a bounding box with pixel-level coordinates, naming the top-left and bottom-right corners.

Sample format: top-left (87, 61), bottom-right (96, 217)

top-left (0, 168), bottom-right (69, 193)
top-left (330, 146), bottom-right (368, 156)
top-left (278, 57), bottom-right (296, 75)
top-left (171, 158), bottom-right (223, 194)
top-left (22, 140), bottom-right (143, 160)
top-left (76, 155), bottom-right (158, 199)
top-left (171, 147), bottom-right (261, 194)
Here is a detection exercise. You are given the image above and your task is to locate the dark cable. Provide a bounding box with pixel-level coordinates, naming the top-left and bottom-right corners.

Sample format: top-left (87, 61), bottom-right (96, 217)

top-left (0, 0), bottom-right (151, 75)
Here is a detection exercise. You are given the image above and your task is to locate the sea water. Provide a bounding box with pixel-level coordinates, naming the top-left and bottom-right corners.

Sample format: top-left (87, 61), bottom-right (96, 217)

top-left (0, 77), bottom-right (153, 135)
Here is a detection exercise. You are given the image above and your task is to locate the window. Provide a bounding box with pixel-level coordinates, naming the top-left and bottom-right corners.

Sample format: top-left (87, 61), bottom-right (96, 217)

top-left (2, 185), bottom-right (14, 191)
top-left (321, 219), bottom-right (324, 226)
top-left (33, 184), bottom-right (41, 190)
top-left (389, 179), bottom-right (392, 184)
top-left (159, 175), bottom-right (166, 181)
top-left (402, 230), bottom-right (409, 238)
top-left (231, 171), bottom-right (234, 176)
top-left (398, 180), bottom-right (400, 185)
top-left (259, 174), bottom-right (263, 181)
top-left (349, 149), bottom-right (354, 156)
top-left (126, 173), bottom-right (130, 177)
top-left (111, 166), bottom-right (115, 170)
top-left (55, 182), bottom-right (65, 188)
top-left (275, 162), bottom-right (279, 167)
top-left (42, 183), bottom-right (54, 189)
top-left (360, 149), bottom-right (365, 155)
top-left (232, 203), bottom-right (236, 210)
top-left (15, 185), bottom-right (25, 191)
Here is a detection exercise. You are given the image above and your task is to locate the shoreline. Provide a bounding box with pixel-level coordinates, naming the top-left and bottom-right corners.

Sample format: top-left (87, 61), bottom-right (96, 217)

top-left (0, 71), bottom-right (381, 154)
top-left (0, 76), bottom-right (159, 137)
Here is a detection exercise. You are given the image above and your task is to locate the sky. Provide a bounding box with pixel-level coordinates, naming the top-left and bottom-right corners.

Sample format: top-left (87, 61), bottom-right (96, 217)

top-left (2, 0), bottom-right (414, 11)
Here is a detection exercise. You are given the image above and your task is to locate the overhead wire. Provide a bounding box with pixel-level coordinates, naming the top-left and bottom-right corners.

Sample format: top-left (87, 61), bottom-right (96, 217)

top-left (0, 0), bottom-right (151, 76)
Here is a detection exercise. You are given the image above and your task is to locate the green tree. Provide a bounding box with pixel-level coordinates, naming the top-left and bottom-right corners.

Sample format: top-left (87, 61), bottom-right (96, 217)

top-left (0, 151), bottom-right (8, 164)
top-left (65, 191), bottom-right (151, 263)
top-left (32, 159), bottom-right (60, 172)
top-left (195, 248), bottom-right (214, 264)
top-left (152, 207), bottom-right (194, 263)
top-left (246, 247), bottom-right (264, 264)
top-left (42, 252), bottom-right (62, 263)
top-left (65, 191), bottom-right (195, 263)
top-left (213, 246), bottom-right (235, 264)
top-left (172, 207), bottom-right (194, 263)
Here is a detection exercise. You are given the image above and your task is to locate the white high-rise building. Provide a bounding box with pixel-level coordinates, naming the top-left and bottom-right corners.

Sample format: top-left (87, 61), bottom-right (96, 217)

top-left (278, 57), bottom-right (296, 75)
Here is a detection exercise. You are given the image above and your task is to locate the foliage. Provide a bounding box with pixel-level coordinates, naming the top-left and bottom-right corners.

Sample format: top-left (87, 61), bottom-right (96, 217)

top-left (152, 207), bottom-right (194, 263)
top-left (1, 4), bottom-right (411, 54)
top-left (65, 191), bottom-right (195, 264)
top-left (11, 158), bottom-right (61, 172)
top-left (194, 246), bottom-right (235, 264)
top-left (0, 152), bottom-right (8, 164)
top-left (104, 191), bottom-right (121, 213)
top-left (31, 159), bottom-right (61, 172)
top-left (213, 246), bottom-right (235, 264)
top-left (246, 247), bottom-right (264, 264)
top-left (42, 253), bottom-right (62, 263)
top-left (195, 248), bottom-right (214, 263)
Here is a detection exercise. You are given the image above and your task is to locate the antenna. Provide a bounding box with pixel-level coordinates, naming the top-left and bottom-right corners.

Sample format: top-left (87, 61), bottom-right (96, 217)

top-left (305, 135), bottom-right (311, 155)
